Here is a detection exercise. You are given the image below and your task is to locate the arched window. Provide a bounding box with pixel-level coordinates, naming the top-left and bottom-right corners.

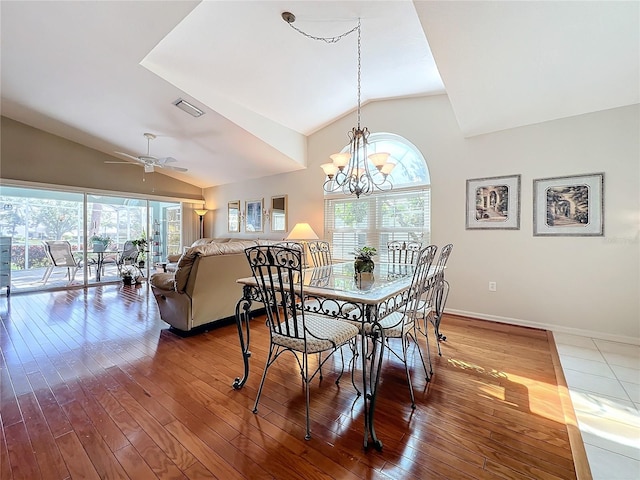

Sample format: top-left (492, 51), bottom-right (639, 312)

top-left (324, 133), bottom-right (431, 261)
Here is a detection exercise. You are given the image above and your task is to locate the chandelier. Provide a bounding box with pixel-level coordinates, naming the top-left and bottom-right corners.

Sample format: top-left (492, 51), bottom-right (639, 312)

top-left (283, 12), bottom-right (396, 198)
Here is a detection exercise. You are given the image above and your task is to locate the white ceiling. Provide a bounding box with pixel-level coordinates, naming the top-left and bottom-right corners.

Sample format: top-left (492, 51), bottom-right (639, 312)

top-left (2, 1), bottom-right (638, 189)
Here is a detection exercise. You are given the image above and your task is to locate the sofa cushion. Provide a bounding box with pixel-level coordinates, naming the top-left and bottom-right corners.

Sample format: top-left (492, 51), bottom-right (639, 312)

top-left (191, 238), bottom-right (215, 247)
top-left (149, 272), bottom-right (175, 291)
top-left (173, 240), bottom-right (260, 293)
top-left (191, 237), bottom-right (233, 247)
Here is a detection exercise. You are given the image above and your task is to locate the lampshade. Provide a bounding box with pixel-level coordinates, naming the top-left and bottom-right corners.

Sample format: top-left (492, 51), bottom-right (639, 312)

top-left (194, 209), bottom-right (208, 216)
top-left (286, 223), bottom-right (319, 241)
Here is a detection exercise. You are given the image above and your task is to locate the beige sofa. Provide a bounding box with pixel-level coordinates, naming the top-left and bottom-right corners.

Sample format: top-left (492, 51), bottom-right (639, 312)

top-left (150, 239), bottom-right (267, 333)
top-left (164, 237), bottom-right (235, 272)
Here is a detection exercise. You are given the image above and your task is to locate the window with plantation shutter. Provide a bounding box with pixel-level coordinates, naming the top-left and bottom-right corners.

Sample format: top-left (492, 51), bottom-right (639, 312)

top-left (324, 133), bottom-right (431, 261)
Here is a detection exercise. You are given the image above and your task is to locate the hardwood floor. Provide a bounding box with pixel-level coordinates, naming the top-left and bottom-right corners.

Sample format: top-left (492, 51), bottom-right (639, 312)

top-left (0, 284), bottom-right (582, 479)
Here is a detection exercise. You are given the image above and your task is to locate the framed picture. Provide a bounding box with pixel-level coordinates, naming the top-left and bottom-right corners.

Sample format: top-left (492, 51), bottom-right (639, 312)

top-left (270, 194), bottom-right (288, 232)
top-left (245, 199), bottom-right (263, 233)
top-left (466, 175), bottom-right (521, 230)
top-left (533, 173), bottom-right (604, 236)
top-left (228, 200), bottom-right (240, 233)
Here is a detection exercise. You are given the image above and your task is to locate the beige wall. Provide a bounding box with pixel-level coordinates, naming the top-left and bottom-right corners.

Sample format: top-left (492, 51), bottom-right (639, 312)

top-left (205, 95), bottom-right (639, 342)
top-left (1, 117), bottom-right (203, 200)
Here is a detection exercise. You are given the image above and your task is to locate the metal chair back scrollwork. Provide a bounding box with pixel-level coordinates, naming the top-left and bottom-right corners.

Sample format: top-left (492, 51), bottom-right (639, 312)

top-left (308, 240), bottom-right (332, 267)
top-left (244, 244), bottom-right (359, 440)
top-left (387, 241), bottom-right (422, 265)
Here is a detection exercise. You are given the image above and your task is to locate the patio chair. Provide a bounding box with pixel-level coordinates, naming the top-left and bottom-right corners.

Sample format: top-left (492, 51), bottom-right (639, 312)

top-left (41, 240), bottom-right (87, 285)
top-left (245, 244), bottom-right (359, 440)
top-left (112, 240), bottom-right (143, 279)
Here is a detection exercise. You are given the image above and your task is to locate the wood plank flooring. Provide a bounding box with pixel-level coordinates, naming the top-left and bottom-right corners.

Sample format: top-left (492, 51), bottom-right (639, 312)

top-left (0, 284), bottom-right (581, 479)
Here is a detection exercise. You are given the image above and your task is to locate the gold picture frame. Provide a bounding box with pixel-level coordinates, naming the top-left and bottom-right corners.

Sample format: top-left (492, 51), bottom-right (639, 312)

top-left (228, 200), bottom-right (240, 233)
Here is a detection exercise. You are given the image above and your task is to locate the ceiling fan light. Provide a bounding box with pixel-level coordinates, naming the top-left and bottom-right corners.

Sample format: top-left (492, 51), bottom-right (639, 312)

top-left (173, 98), bottom-right (205, 118)
top-left (144, 165), bottom-right (154, 173)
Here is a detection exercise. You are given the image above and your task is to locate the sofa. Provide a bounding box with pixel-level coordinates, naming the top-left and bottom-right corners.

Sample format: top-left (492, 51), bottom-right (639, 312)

top-left (164, 237), bottom-right (236, 272)
top-left (150, 238), bottom-right (270, 333)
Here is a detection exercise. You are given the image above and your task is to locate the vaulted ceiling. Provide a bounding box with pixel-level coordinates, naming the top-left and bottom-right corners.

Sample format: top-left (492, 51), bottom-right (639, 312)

top-left (2, 1), bottom-right (638, 188)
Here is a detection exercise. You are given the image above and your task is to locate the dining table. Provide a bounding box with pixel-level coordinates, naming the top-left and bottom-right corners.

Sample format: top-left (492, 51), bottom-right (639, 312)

top-left (233, 261), bottom-right (425, 450)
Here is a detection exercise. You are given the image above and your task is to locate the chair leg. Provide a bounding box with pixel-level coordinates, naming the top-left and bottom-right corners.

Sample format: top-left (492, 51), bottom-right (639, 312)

top-left (401, 335), bottom-right (416, 409)
top-left (253, 343), bottom-right (277, 415)
top-left (69, 266), bottom-right (79, 283)
top-left (432, 279), bottom-right (450, 357)
top-left (303, 352), bottom-right (311, 441)
top-left (334, 346), bottom-right (347, 385)
top-left (411, 327), bottom-right (431, 381)
top-left (41, 266), bottom-right (53, 284)
top-left (423, 322), bottom-right (434, 376)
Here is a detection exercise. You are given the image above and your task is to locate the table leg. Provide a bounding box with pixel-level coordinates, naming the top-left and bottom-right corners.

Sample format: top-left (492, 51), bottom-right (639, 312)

top-left (361, 306), bottom-right (385, 451)
top-left (366, 321), bottom-right (385, 451)
top-left (95, 252), bottom-right (103, 282)
top-left (232, 285), bottom-right (254, 390)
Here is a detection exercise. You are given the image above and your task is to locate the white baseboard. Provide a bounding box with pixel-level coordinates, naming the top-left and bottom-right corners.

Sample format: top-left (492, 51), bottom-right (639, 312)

top-left (446, 309), bottom-right (640, 346)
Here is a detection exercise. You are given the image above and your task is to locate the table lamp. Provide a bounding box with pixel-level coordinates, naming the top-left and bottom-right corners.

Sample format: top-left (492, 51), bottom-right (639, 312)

top-left (286, 222), bottom-right (319, 267)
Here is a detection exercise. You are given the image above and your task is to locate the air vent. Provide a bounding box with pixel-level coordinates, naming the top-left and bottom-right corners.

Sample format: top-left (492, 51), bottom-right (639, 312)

top-left (173, 98), bottom-right (205, 118)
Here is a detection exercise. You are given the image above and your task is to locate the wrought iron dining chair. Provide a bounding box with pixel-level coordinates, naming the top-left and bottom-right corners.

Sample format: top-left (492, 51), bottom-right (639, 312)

top-left (419, 243), bottom-right (453, 357)
top-left (308, 240), bottom-right (332, 267)
top-left (387, 240), bottom-right (422, 265)
top-left (292, 239), bottom-right (356, 375)
top-left (41, 240), bottom-right (87, 284)
top-left (366, 244), bottom-right (438, 408)
top-left (245, 244), bottom-right (359, 440)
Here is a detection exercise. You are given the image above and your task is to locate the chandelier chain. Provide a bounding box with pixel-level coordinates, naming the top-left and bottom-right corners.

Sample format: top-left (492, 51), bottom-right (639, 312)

top-left (284, 12), bottom-right (395, 198)
top-left (356, 18), bottom-right (361, 129)
top-left (285, 20), bottom-right (359, 44)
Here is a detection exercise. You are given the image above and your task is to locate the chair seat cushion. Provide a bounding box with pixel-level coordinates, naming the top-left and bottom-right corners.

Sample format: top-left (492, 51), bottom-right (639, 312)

top-left (359, 311), bottom-right (414, 338)
top-left (272, 314), bottom-right (359, 354)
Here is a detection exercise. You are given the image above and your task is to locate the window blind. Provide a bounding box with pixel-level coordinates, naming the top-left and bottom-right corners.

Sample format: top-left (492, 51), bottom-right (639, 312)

top-left (324, 186), bottom-right (431, 261)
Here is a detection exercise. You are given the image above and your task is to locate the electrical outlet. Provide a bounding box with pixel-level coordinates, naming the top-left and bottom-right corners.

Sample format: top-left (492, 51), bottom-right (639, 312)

top-left (489, 281), bottom-right (497, 292)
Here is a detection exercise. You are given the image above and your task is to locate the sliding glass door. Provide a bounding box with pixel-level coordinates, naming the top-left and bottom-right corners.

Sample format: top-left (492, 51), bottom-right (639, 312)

top-left (85, 194), bottom-right (149, 284)
top-left (0, 184), bottom-right (182, 293)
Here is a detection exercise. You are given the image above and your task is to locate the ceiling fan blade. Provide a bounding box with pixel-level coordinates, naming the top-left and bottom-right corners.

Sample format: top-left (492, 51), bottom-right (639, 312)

top-left (159, 165), bottom-right (188, 172)
top-left (156, 156), bottom-right (177, 164)
top-left (114, 151), bottom-right (145, 163)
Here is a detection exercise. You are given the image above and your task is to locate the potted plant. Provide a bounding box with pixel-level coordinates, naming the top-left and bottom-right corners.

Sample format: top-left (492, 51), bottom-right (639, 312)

top-left (352, 246), bottom-right (377, 274)
top-left (131, 234), bottom-right (147, 252)
top-left (132, 234), bottom-right (147, 267)
top-left (90, 234), bottom-right (111, 252)
top-left (120, 265), bottom-right (136, 286)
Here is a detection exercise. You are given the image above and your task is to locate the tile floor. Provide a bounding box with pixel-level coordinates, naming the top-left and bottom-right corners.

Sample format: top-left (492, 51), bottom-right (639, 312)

top-left (553, 332), bottom-right (640, 480)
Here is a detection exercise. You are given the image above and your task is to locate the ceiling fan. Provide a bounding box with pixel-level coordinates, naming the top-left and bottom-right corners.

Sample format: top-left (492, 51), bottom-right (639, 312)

top-left (106, 133), bottom-right (188, 173)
